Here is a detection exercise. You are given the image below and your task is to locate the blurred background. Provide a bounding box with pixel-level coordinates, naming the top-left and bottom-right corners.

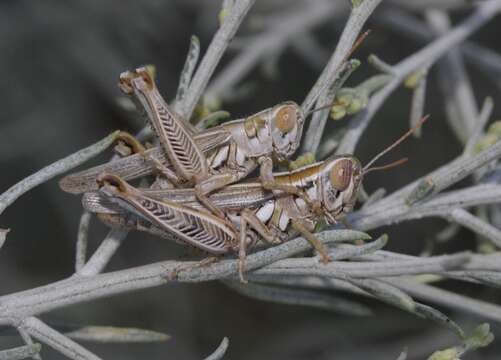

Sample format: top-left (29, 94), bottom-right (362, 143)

top-left (0, 0), bottom-right (500, 358)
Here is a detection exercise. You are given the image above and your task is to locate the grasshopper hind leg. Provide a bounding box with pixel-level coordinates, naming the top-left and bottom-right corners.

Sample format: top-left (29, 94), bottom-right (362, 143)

top-left (194, 187), bottom-right (228, 221)
top-left (238, 210), bottom-right (279, 283)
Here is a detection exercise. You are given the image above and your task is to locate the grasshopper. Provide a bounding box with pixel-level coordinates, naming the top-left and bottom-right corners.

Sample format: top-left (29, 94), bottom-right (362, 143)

top-left (87, 154), bottom-right (405, 282)
top-left (60, 30), bottom-right (373, 203)
top-left (94, 153), bottom-right (362, 282)
top-left (61, 67), bottom-right (324, 219)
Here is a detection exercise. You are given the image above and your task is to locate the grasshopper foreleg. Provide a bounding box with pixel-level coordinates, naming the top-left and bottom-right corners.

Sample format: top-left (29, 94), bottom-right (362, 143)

top-left (258, 157), bottom-right (323, 213)
top-left (291, 219), bottom-right (332, 264)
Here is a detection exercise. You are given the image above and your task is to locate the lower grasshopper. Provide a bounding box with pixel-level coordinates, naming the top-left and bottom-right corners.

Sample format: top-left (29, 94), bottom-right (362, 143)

top-left (94, 154), bottom-right (362, 282)
top-left (87, 148), bottom-right (411, 283)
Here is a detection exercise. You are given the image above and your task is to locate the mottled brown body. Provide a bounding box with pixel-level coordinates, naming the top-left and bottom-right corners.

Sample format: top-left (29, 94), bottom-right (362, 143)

top-left (60, 67), bottom-right (306, 212)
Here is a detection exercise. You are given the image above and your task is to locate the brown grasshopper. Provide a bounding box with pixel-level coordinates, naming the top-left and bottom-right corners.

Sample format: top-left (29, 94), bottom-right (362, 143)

top-left (60, 30), bottom-right (373, 205)
top-left (59, 31), bottom-right (369, 199)
top-left (87, 153), bottom-right (405, 282)
top-left (61, 67), bottom-right (323, 219)
top-left (94, 154), bottom-right (362, 282)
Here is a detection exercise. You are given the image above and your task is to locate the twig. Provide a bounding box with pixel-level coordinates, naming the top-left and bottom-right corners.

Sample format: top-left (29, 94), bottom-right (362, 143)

top-left (350, 277), bottom-right (415, 312)
top-left (17, 327), bottom-right (42, 360)
top-left (252, 263), bottom-right (501, 324)
top-left (447, 208), bottom-right (501, 248)
top-left (19, 317), bottom-right (102, 360)
top-left (225, 281), bottom-right (372, 316)
top-left (251, 271), bottom-right (465, 336)
top-left (464, 97), bottom-right (494, 155)
top-left (350, 183), bottom-right (501, 232)
top-left (405, 140), bottom-right (501, 205)
top-left (385, 279), bottom-right (501, 323)
top-left (252, 253), bottom-right (469, 278)
top-left (395, 348), bottom-right (407, 360)
top-left (353, 135), bottom-right (501, 227)
top-left (0, 131), bottom-right (120, 216)
top-left (328, 235), bottom-right (388, 260)
top-left (411, 302), bottom-right (464, 339)
top-left (368, 54), bottom-right (395, 74)
top-left (0, 228), bottom-right (10, 251)
top-left (177, 0), bottom-right (256, 119)
top-left (75, 211), bottom-right (92, 272)
top-left (336, 0), bottom-right (501, 154)
top-left (0, 344), bottom-right (41, 360)
top-left (376, 7), bottom-right (501, 89)
top-left (426, 323), bottom-right (494, 359)
top-left (409, 69), bottom-right (428, 138)
top-left (204, 337), bottom-right (229, 360)
top-left (302, 0), bottom-right (382, 151)
top-left (174, 35), bottom-right (200, 109)
top-left (0, 230), bottom-right (368, 322)
top-left (302, 0), bottom-right (382, 113)
top-left (304, 59), bottom-right (361, 154)
top-left (76, 228), bottom-right (129, 277)
top-left (205, 0), bottom-right (344, 101)
top-left (387, 0), bottom-right (472, 11)
top-left (65, 326), bottom-right (170, 343)
top-left (426, 9), bottom-right (478, 143)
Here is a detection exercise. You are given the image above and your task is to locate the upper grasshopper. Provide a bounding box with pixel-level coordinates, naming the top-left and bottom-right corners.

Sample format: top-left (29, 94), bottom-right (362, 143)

top-left (61, 67), bottom-right (316, 218)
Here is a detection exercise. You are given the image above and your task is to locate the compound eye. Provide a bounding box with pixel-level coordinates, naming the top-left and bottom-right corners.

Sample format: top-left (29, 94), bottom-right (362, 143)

top-left (274, 105), bottom-right (297, 133)
top-left (329, 159), bottom-right (353, 191)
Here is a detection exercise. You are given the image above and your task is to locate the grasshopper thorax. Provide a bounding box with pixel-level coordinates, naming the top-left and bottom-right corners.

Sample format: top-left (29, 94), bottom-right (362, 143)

top-left (269, 101), bottom-right (304, 161)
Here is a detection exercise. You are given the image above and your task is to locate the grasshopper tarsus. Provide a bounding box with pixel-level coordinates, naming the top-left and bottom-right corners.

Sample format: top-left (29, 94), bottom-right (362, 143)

top-left (238, 266), bottom-right (248, 284)
top-left (170, 256), bottom-right (220, 281)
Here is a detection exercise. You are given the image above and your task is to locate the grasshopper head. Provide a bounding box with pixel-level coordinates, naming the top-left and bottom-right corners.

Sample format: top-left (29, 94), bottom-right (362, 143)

top-left (269, 101), bottom-right (304, 161)
top-left (320, 155), bottom-right (363, 215)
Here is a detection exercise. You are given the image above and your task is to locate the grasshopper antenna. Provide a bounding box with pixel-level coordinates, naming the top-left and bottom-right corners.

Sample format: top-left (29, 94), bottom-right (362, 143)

top-left (363, 158), bottom-right (408, 175)
top-left (363, 115), bottom-right (429, 173)
top-left (305, 30), bottom-right (371, 118)
top-left (305, 101), bottom-right (337, 117)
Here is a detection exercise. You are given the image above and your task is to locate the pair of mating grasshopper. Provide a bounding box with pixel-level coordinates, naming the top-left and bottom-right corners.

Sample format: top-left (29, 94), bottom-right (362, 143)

top-left (61, 67), bottom-right (419, 282)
